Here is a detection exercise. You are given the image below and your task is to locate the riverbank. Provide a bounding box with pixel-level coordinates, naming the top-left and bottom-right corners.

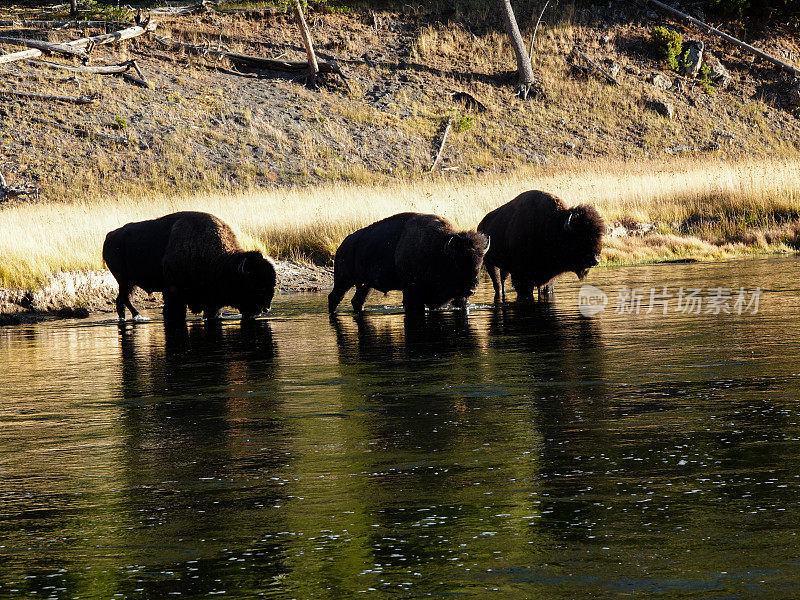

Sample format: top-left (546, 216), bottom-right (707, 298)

top-left (1, 156), bottom-right (799, 323)
top-left (0, 260), bottom-right (333, 325)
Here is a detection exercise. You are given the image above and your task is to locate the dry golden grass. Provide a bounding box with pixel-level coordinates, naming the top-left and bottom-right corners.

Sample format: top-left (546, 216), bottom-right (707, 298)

top-left (1, 156), bottom-right (799, 290)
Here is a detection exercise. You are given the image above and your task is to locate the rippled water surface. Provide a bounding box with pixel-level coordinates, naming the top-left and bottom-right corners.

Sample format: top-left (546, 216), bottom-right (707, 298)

top-left (2, 257), bottom-right (800, 599)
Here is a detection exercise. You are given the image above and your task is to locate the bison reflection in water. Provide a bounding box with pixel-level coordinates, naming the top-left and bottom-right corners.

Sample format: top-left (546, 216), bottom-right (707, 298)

top-left (478, 190), bottom-right (604, 302)
top-left (103, 211), bottom-right (276, 323)
top-left (328, 212), bottom-right (489, 314)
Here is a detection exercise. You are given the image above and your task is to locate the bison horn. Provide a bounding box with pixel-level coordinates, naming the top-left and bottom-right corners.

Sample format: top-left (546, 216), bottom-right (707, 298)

top-left (564, 212), bottom-right (574, 232)
top-left (483, 235), bottom-right (490, 255)
top-left (238, 256), bottom-right (248, 275)
top-left (444, 236), bottom-right (454, 254)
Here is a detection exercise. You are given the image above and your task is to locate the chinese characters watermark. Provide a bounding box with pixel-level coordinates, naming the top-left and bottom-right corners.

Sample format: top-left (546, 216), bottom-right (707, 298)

top-left (578, 285), bottom-right (762, 317)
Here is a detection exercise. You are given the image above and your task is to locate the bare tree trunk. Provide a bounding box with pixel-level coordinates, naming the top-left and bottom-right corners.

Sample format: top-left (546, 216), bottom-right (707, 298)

top-left (70, 0), bottom-right (78, 18)
top-left (500, 0), bottom-right (535, 99)
top-left (294, 0), bottom-right (319, 87)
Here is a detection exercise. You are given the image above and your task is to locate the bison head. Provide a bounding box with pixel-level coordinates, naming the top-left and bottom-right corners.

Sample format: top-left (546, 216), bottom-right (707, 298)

top-left (443, 231), bottom-right (490, 305)
top-left (233, 251), bottom-right (276, 318)
top-left (563, 204), bottom-right (605, 280)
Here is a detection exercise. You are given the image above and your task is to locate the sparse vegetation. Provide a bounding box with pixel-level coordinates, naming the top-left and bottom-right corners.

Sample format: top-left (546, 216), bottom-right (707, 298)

top-left (698, 64), bottom-right (715, 94)
top-left (451, 110), bottom-right (475, 134)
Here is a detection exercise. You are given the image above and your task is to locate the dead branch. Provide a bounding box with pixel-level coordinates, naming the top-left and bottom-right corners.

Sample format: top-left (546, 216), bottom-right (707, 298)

top-left (0, 36), bottom-right (90, 62)
top-left (529, 0), bottom-right (552, 61)
top-left (122, 60), bottom-right (149, 87)
top-left (294, 0), bottom-right (319, 87)
top-left (0, 21), bottom-right (157, 66)
top-left (430, 117), bottom-right (453, 172)
top-left (31, 116), bottom-right (130, 144)
top-left (572, 48), bottom-right (620, 86)
top-left (28, 58), bottom-right (131, 74)
top-left (463, 25), bottom-right (491, 63)
top-left (647, 0), bottom-right (800, 79)
top-left (0, 89), bottom-right (97, 104)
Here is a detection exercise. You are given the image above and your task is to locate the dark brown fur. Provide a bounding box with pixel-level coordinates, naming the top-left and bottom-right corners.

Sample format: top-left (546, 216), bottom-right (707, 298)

top-left (103, 211), bottom-right (276, 321)
top-left (477, 190), bottom-right (604, 302)
top-left (328, 212), bottom-right (489, 313)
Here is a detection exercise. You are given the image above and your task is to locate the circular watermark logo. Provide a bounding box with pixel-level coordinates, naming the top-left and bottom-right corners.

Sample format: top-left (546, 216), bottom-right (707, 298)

top-left (578, 284), bottom-right (608, 316)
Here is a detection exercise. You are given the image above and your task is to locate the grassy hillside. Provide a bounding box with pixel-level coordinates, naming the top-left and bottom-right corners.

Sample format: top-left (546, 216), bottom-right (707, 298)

top-left (0, 2), bottom-right (798, 199)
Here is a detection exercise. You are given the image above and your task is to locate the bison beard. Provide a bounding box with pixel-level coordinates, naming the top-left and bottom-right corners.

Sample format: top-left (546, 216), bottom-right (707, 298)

top-left (103, 211), bottom-right (276, 322)
top-left (478, 190), bottom-right (604, 302)
top-left (328, 212), bottom-right (489, 314)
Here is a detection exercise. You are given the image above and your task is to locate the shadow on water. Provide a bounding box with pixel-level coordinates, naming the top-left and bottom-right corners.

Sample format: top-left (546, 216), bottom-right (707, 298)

top-left (329, 310), bottom-right (484, 451)
top-left (325, 311), bottom-right (502, 577)
top-left (111, 319), bottom-right (293, 598)
top-left (486, 303), bottom-right (616, 544)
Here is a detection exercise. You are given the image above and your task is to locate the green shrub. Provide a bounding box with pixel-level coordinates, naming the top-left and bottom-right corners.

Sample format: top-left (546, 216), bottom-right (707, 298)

top-left (451, 111), bottom-right (474, 134)
top-left (698, 64), bottom-right (715, 94)
top-left (651, 26), bottom-right (683, 73)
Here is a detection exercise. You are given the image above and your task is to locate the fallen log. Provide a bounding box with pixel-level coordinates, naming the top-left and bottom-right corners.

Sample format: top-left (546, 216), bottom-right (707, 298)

top-left (0, 20), bottom-right (127, 28)
top-left (152, 34), bottom-right (351, 90)
top-left (30, 57), bottom-right (150, 86)
top-left (0, 89), bottom-right (97, 104)
top-left (0, 36), bottom-right (90, 62)
top-left (150, 2), bottom-right (212, 15)
top-left (647, 0), bottom-right (800, 79)
top-left (0, 21), bottom-right (157, 66)
top-left (123, 60), bottom-right (149, 87)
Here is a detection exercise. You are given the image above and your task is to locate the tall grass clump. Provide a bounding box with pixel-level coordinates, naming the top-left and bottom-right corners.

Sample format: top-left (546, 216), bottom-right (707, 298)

top-left (1, 157), bottom-right (799, 290)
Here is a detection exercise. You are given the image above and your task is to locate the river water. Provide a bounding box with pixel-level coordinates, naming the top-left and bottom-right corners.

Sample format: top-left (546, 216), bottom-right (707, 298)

top-left (1, 257), bottom-right (799, 599)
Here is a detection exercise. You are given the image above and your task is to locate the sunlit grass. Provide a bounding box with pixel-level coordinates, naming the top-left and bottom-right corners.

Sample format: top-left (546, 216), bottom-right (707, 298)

top-left (0, 156), bottom-right (799, 289)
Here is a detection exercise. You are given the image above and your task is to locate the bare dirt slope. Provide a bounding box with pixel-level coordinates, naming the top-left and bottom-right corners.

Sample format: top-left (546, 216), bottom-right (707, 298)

top-left (1, 2), bottom-right (799, 201)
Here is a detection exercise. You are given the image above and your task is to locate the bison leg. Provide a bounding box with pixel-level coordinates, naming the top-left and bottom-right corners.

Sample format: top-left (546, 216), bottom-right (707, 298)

top-left (351, 284), bottom-right (371, 313)
top-left (115, 283), bottom-right (139, 320)
top-left (452, 296), bottom-right (469, 310)
top-left (163, 289), bottom-right (187, 323)
top-left (328, 283), bottom-right (351, 313)
top-left (511, 274), bottom-right (534, 302)
top-left (402, 288), bottom-right (426, 314)
top-left (499, 270), bottom-right (509, 302)
top-left (487, 266), bottom-right (502, 303)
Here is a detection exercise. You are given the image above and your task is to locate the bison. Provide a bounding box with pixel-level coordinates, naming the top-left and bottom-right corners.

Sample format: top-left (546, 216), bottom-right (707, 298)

top-left (103, 211), bottom-right (276, 321)
top-left (328, 212), bottom-right (490, 313)
top-left (477, 190), bottom-right (604, 302)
